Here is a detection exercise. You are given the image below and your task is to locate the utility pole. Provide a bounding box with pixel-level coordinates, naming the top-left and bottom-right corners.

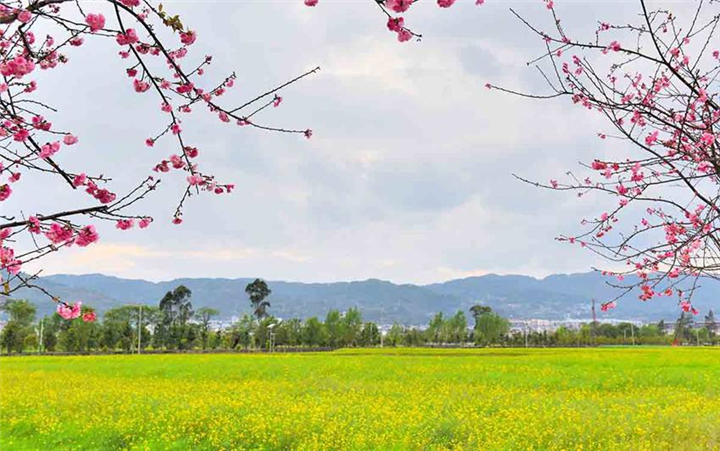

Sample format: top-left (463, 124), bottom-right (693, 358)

top-left (630, 323), bottom-right (635, 346)
top-left (379, 309), bottom-right (385, 348)
top-left (37, 318), bottom-right (44, 354)
top-left (137, 304), bottom-right (143, 354)
top-left (524, 325), bottom-right (529, 348)
top-left (591, 299), bottom-right (597, 346)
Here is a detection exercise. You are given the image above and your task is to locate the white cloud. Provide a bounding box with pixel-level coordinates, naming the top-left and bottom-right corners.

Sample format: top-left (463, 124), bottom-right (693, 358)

top-left (16, 0), bottom-right (670, 284)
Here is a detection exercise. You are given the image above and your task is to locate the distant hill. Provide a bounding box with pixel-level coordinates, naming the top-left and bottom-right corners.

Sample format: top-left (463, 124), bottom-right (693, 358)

top-left (7, 272), bottom-right (720, 324)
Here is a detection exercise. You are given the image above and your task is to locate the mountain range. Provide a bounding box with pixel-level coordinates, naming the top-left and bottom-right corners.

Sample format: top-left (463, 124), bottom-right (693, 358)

top-left (6, 272), bottom-right (719, 324)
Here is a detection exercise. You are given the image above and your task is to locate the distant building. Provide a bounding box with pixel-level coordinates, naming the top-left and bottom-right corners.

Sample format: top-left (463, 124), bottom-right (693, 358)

top-left (509, 318), bottom-right (644, 333)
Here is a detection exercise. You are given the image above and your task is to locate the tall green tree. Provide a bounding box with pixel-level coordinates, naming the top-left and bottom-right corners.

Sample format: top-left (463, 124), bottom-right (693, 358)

top-left (58, 306), bottom-right (101, 352)
top-left (245, 279), bottom-right (271, 320)
top-left (340, 307), bottom-right (363, 347)
top-left (358, 322), bottom-right (380, 347)
top-left (444, 311), bottom-right (468, 343)
top-left (705, 310), bottom-right (716, 338)
top-left (426, 312), bottom-right (445, 344)
top-left (470, 305), bottom-right (492, 328)
top-left (157, 286), bottom-right (194, 349)
top-left (301, 317), bottom-right (328, 347)
top-left (195, 307), bottom-right (220, 349)
top-left (277, 318), bottom-right (303, 346)
top-left (386, 322), bottom-right (404, 347)
top-left (230, 314), bottom-right (256, 349)
top-left (160, 286), bottom-right (194, 325)
top-left (674, 311), bottom-right (694, 344)
top-left (472, 306), bottom-right (510, 346)
top-left (1, 299), bottom-right (37, 353)
top-left (102, 306), bottom-right (138, 351)
top-left (324, 309), bottom-right (343, 348)
top-left (255, 316), bottom-right (279, 349)
top-left (39, 315), bottom-right (62, 352)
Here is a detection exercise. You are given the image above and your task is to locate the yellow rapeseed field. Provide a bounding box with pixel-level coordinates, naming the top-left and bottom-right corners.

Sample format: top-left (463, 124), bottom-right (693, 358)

top-left (2, 348), bottom-right (720, 450)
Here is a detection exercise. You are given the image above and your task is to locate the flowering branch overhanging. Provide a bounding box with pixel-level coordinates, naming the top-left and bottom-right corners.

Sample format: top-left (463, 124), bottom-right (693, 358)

top-left (493, 0), bottom-right (720, 315)
top-left (0, 0), bottom-right (319, 318)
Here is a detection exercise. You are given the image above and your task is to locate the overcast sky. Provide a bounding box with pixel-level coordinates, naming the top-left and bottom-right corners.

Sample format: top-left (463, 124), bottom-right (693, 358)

top-left (15, 0), bottom-right (686, 284)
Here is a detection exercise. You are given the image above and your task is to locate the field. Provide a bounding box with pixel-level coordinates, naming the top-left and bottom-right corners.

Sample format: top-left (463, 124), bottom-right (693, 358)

top-left (2, 348), bottom-right (720, 450)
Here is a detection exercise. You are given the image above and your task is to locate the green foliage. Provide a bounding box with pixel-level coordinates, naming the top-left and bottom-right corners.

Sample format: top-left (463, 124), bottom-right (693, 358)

top-left (157, 286), bottom-right (194, 349)
top-left (58, 306), bottom-right (101, 352)
top-left (301, 316), bottom-right (327, 347)
top-left (705, 310), bottom-right (716, 337)
top-left (473, 311), bottom-right (510, 346)
top-left (6, 295), bottom-right (715, 354)
top-left (195, 307), bottom-right (220, 350)
top-left (0, 299), bottom-right (36, 353)
top-left (245, 279), bottom-right (271, 320)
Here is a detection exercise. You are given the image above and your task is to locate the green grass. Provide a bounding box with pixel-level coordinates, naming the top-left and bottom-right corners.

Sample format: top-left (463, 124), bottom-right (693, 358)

top-left (2, 347), bottom-right (720, 450)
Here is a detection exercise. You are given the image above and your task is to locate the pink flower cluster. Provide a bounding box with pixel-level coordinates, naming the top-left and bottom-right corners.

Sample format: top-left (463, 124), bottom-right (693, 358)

top-left (0, 55), bottom-right (35, 78)
top-left (57, 302), bottom-right (96, 322)
top-left (85, 13), bottom-right (105, 32)
top-left (116, 29), bottom-right (139, 46)
top-left (0, 230), bottom-right (22, 275)
top-left (57, 302), bottom-right (82, 319)
top-left (304, 0), bottom-right (484, 42)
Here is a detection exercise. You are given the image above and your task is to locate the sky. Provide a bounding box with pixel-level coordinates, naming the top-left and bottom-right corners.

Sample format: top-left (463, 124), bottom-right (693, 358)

top-left (14, 0), bottom-right (691, 284)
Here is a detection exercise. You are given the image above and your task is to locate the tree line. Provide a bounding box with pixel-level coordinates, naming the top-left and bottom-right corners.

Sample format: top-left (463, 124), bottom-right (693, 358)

top-left (1, 280), bottom-right (718, 354)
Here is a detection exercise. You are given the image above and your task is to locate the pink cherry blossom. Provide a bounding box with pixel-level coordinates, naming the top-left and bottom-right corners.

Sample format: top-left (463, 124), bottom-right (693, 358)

top-left (72, 173), bottom-right (87, 187)
top-left (0, 184), bottom-right (12, 202)
top-left (57, 302), bottom-right (82, 320)
top-left (75, 225), bottom-right (99, 247)
top-left (603, 41), bottom-right (621, 54)
top-left (39, 141), bottom-right (60, 159)
top-left (13, 129), bottom-right (29, 142)
top-left (116, 29), bottom-right (139, 46)
top-left (28, 216), bottom-right (41, 234)
top-left (0, 229), bottom-right (11, 241)
top-left (1, 56), bottom-right (35, 78)
top-left (386, 0), bottom-right (413, 13)
top-left (85, 13), bottom-right (105, 32)
top-left (17, 10), bottom-right (32, 23)
top-left (387, 17), bottom-right (404, 32)
top-left (180, 31), bottom-right (197, 46)
top-left (82, 311), bottom-right (97, 322)
top-left (116, 219), bottom-right (134, 230)
top-left (644, 131), bottom-right (658, 146)
top-left (304, 0), bottom-right (318, 6)
top-left (63, 135), bottom-right (79, 145)
top-left (134, 79), bottom-right (150, 93)
top-left (45, 223), bottom-right (74, 244)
